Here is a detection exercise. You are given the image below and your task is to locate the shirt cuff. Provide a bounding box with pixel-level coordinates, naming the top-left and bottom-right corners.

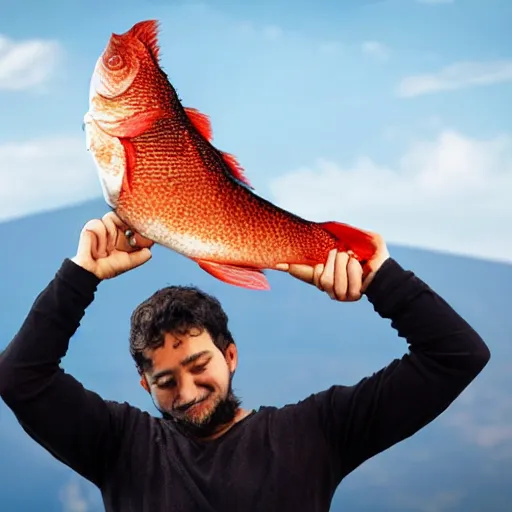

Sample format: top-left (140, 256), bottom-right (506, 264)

top-left (364, 257), bottom-right (421, 319)
top-left (56, 258), bottom-right (102, 300)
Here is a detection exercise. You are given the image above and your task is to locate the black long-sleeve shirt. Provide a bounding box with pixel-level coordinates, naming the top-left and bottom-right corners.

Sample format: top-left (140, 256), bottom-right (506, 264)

top-left (0, 257), bottom-right (490, 512)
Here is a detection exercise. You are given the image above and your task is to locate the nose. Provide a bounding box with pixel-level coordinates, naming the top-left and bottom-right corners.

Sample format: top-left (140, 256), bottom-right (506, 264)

top-left (175, 375), bottom-right (199, 409)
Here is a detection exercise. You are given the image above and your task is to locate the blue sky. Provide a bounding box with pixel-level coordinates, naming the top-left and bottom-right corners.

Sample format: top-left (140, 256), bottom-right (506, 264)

top-left (0, 0), bottom-right (511, 510)
top-left (0, 0), bottom-right (511, 261)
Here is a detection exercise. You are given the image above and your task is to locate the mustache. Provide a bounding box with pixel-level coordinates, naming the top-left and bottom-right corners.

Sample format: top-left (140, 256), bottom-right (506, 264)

top-left (172, 391), bottom-right (213, 413)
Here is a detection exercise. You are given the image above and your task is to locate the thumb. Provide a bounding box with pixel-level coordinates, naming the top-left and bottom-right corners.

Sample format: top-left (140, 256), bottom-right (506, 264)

top-left (276, 262), bottom-right (316, 284)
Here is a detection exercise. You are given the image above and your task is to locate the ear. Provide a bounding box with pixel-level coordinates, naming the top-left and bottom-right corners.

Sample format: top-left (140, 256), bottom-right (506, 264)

top-left (139, 374), bottom-right (150, 393)
top-left (224, 343), bottom-right (238, 373)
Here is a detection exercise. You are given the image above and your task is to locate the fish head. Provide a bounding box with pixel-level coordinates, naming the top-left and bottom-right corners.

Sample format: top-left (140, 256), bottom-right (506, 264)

top-left (85, 20), bottom-right (166, 209)
top-left (88, 20), bottom-right (166, 129)
top-left (90, 32), bottom-right (142, 102)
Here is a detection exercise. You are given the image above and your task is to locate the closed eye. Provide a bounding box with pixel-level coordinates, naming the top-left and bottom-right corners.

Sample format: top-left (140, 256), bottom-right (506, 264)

top-left (191, 364), bottom-right (207, 375)
top-left (156, 378), bottom-right (176, 389)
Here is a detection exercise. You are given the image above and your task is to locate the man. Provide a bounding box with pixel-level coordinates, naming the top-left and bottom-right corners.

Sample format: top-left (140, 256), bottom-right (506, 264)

top-left (0, 212), bottom-right (490, 511)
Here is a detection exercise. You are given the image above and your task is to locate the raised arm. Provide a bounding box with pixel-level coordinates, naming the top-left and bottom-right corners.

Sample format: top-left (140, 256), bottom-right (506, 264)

top-left (324, 256), bottom-right (489, 478)
top-left (0, 213), bottom-right (153, 486)
top-left (279, 237), bottom-right (490, 481)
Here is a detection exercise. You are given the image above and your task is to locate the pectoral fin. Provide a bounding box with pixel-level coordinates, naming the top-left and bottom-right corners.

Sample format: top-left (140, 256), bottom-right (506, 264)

top-left (96, 109), bottom-right (163, 138)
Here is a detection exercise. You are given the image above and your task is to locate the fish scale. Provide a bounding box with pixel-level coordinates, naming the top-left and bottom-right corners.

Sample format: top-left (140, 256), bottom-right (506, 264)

top-left (84, 19), bottom-right (378, 290)
top-left (119, 120), bottom-right (332, 263)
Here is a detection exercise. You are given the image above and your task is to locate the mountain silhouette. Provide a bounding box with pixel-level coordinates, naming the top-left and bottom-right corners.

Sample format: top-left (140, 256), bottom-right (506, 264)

top-left (0, 199), bottom-right (510, 511)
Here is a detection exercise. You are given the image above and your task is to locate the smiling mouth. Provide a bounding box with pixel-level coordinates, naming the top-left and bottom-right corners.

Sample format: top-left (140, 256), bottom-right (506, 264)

top-left (175, 395), bottom-right (211, 415)
top-left (187, 402), bottom-right (205, 413)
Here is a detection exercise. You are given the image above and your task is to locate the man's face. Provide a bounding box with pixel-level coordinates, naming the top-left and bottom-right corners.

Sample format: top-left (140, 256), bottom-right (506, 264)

top-left (140, 328), bottom-right (239, 437)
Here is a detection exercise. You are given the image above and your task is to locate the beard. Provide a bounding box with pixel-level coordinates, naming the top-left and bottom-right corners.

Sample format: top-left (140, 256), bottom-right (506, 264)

top-left (157, 378), bottom-right (242, 439)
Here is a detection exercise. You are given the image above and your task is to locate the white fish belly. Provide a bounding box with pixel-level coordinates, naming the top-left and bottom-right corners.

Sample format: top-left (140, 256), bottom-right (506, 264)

top-left (121, 216), bottom-right (234, 260)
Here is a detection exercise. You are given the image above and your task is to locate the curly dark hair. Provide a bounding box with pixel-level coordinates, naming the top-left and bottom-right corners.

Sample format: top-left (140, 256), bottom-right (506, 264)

top-left (129, 285), bottom-right (235, 373)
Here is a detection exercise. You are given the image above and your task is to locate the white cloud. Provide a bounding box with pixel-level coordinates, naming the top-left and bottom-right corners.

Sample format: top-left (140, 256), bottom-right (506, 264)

top-left (0, 34), bottom-right (61, 91)
top-left (362, 41), bottom-right (390, 61)
top-left (0, 136), bottom-right (102, 223)
top-left (268, 129), bottom-right (512, 264)
top-left (59, 480), bottom-right (90, 512)
top-left (397, 60), bottom-right (512, 97)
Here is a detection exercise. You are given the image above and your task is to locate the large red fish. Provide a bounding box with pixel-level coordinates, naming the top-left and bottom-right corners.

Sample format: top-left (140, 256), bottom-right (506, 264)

top-left (84, 20), bottom-right (378, 290)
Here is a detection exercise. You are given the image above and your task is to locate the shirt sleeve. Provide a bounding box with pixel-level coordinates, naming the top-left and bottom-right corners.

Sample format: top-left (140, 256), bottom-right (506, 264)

top-left (306, 258), bottom-right (491, 480)
top-left (0, 259), bottom-right (133, 487)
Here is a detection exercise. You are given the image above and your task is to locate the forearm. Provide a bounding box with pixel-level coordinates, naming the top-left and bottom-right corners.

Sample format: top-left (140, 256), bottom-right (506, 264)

top-left (323, 258), bottom-right (490, 477)
top-left (0, 259), bottom-right (100, 400)
top-left (365, 257), bottom-right (490, 377)
top-left (0, 259), bottom-right (121, 485)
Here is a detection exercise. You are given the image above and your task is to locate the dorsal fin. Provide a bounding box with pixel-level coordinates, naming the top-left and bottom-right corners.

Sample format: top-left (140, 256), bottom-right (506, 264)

top-left (184, 106), bottom-right (253, 189)
top-left (129, 20), bottom-right (160, 61)
top-left (220, 151), bottom-right (253, 189)
top-left (184, 107), bottom-right (213, 141)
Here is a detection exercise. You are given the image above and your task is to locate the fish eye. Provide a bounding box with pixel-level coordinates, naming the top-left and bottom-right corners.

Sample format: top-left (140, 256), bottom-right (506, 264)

top-left (107, 54), bottom-right (123, 69)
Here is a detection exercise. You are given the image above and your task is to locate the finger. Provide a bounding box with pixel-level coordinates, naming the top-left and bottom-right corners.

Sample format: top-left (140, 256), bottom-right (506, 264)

top-left (95, 221), bottom-right (108, 258)
top-left (319, 249), bottom-right (337, 297)
top-left (102, 212), bottom-right (119, 253)
top-left (101, 212), bottom-right (135, 253)
top-left (82, 219), bottom-right (108, 258)
top-left (103, 218), bottom-right (154, 253)
top-left (114, 228), bottom-right (137, 253)
top-left (116, 229), bottom-right (154, 253)
top-left (333, 251), bottom-right (350, 301)
top-left (79, 219), bottom-right (107, 259)
top-left (102, 210), bottom-right (128, 230)
top-left (101, 211), bottom-right (138, 253)
top-left (281, 263), bottom-right (315, 283)
top-left (126, 231), bottom-right (154, 250)
top-left (104, 211), bottom-right (154, 250)
top-left (89, 229), bottom-right (99, 259)
top-left (346, 256), bottom-right (363, 301)
top-left (76, 226), bottom-right (95, 261)
top-left (312, 264), bottom-right (324, 289)
top-left (127, 247), bottom-right (153, 269)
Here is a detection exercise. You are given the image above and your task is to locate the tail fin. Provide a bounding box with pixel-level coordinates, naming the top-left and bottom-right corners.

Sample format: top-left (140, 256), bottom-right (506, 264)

top-left (319, 221), bottom-right (377, 262)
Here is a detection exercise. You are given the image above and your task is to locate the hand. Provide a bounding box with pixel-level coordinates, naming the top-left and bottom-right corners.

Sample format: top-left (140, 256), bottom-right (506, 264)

top-left (276, 231), bottom-right (390, 302)
top-left (71, 211), bottom-right (154, 280)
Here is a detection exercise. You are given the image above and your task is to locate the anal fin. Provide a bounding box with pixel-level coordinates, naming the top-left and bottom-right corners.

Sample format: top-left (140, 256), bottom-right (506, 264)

top-left (195, 260), bottom-right (270, 290)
